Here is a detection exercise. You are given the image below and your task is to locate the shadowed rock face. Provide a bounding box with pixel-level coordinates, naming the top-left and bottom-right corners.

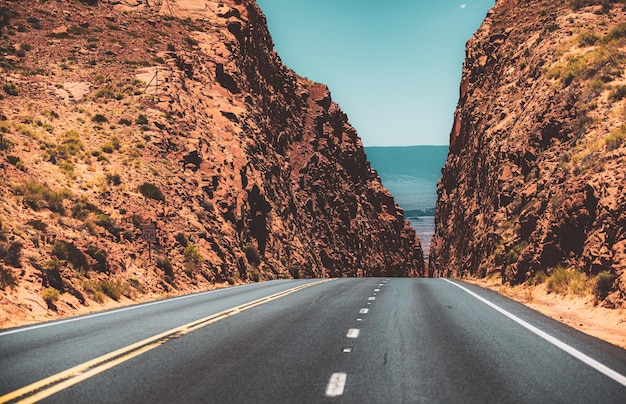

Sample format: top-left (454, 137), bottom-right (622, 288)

top-left (430, 0), bottom-right (626, 306)
top-left (0, 0), bottom-right (423, 320)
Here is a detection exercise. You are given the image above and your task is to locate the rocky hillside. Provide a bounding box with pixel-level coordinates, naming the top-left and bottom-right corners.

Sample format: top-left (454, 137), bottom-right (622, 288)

top-left (430, 0), bottom-right (626, 307)
top-left (0, 0), bottom-right (424, 326)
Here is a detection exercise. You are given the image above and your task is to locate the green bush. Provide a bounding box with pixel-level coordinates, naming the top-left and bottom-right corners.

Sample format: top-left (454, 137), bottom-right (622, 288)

top-left (42, 287), bottom-right (60, 304)
top-left (138, 182), bottom-right (165, 201)
top-left (93, 213), bottom-right (121, 239)
top-left (101, 142), bottom-right (114, 153)
top-left (58, 130), bottom-right (83, 157)
top-left (183, 243), bottom-right (202, 274)
top-left (26, 219), bottom-right (47, 231)
top-left (174, 232), bottom-right (189, 247)
top-left (609, 85), bottom-right (626, 102)
top-left (156, 256), bottom-right (174, 281)
top-left (593, 271), bottom-right (615, 301)
top-left (184, 36), bottom-right (199, 46)
top-left (247, 268), bottom-right (260, 282)
top-left (99, 280), bottom-right (122, 301)
top-left (0, 132), bottom-right (13, 151)
top-left (71, 197), bottom-right (102, 220)
top-left (94, 86), bottom-right (115, 99)
top-left (0, 264), bottom-right (16, 290)
top-left (578, 30), bottom-right (599, 47)
top-left (3, 82), bottom-right (19, 96)
top-left (86, 244), bottom-right (108, 272)
top-left (5, 241), bottom-right (22, 268)
top-left (602, 22), bottom-right (626, 43)
top-left (52, 240), bottom-right (89, 274)
top-left (91, 114), bottom-right (108, 123)
top-left (571, 0), bottom-right (590, 10)
top-left (605, 125), bottom-right (626, 151)
top-left (136, 114), bottom-right (148, 125)
top-left (287, 264), bottom-right (301, 279)
top-left (546, 266), bottom-right (590, 296)
top-left (106, 173), bottom-right (121, 186)
top-left (14, 182), bottom-right (71, 213)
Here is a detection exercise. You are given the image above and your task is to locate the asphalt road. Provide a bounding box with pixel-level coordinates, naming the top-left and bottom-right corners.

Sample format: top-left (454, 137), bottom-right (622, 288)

top-left (1, 278), bottom-right (625, 403)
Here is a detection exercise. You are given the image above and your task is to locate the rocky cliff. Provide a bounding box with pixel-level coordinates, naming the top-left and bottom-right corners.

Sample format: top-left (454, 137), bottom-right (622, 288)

top-left (430, 0), bottom-right (626, 306)
top-left (0, 0), bottom-right (424, 325)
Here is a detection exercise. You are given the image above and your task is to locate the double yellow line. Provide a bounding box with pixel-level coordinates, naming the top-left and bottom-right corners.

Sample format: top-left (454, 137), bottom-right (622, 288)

top-left (1, 279), bottom-right (335, 404)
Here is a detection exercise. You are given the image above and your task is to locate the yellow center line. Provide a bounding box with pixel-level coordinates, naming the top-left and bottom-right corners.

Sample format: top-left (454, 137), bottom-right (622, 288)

top-left (1, 279), bottom-right (335, 404)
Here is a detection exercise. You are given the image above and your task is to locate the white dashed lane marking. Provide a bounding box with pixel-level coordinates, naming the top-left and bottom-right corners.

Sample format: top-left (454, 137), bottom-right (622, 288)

top-left (325, 281), bottom-right (385, 398)
top-left (347, 329), bottom-right (360, 339)
top-left (325, 373), bottom-right (347, 397)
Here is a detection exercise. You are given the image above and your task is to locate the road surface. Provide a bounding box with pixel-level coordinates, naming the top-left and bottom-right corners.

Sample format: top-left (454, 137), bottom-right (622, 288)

top-left (1, 278), bottom-right (625, 403)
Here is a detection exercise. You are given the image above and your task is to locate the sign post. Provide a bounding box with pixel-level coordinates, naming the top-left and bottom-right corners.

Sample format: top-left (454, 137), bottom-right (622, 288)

top-left (141, 222), bottom-right (157, 259)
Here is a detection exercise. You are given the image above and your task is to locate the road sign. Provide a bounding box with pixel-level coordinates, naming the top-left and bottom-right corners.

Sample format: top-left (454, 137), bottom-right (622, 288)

top-left (141, 222), bottom-right (156, 244)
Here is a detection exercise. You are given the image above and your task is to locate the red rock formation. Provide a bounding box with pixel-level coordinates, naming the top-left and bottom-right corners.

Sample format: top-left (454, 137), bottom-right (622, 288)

top-left (0, 0), bottom-right (423, 323)
top-left (431, 0), bottom-right (626, 306)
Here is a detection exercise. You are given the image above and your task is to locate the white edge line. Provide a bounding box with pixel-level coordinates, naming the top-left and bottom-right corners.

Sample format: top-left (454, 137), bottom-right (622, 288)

top-left (0, 280), bottom-right (312, 337)
top-left (325, 372), bottom-right (347, 397)
top-left (442, 278), bottom-right (626, 387)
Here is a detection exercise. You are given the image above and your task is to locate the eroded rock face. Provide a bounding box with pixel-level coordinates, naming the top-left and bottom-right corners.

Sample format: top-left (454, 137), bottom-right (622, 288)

top-left (0, 0), bottom-right (423, 321)
top-left (430, 0), bottom-right (626, 306)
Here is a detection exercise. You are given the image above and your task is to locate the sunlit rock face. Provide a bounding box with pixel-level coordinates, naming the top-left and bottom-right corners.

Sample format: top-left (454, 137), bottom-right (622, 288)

top-left (430, 0), bottom-right (626, 307)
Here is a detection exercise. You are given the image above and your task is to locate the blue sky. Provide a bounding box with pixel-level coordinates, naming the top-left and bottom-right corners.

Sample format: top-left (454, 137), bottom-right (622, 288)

top-left (255, 0), bottom-right (495, 146)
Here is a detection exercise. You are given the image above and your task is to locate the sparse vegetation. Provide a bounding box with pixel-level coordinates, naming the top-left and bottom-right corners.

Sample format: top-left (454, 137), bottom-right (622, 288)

top-left (174, 232), bottom-right (189, 247)
top-left (136, 114), bottom-right (148, 125)
top-left (42, 287), bottom-right (60, 305)
top-left (91, 114), bottom-right (108, 123)
top-left (593, 271), bottom-right (615, 301)
top-left (156, 256), bottom-right (174, 281)
top-left (138, 182), bottom-right (165, 201)
top-left (4, 241), bottom-right (22, 267)
top-left (605, 124), bottom-right (626, 151)
top-left (52, 240), bottom-right (89, 274)
top-left (247, 268), bottom-right (261, 282)
top-left (3, 82), bottom-right (19, 96)
top-left (81, 278), bottom-right (130, 302)
top-left (184, 36), bottom-right (199, 47)
top-left (546, 266), bottom-right (590, 296)
top-left (13, 181), bottom-right (71, 213)
top-left (183, 243), bottom-right (202, 275)
top-left (609, 85), bottom-right (626, 102)
top-left (94, 86), bottom-right (116, 99)
top-left (26, 219), bottom-right (47, 231)
top-left (578, 30), bottom-right (599, 47)
top-left (57, 130), bottom-right (84, 158)
top-left (0, 264), bottom-right (16, 289)
top-left (86, 244), bottom-right (109, 272)
top-left (106, 173), bottom-right (121, 186)
top-left (504, 241), bottom-right (528, 266)
top-left (98, 279), bottom-right (125, 301)
top-left (548, 25), bottom-right (626, 88)
top-left (7, 155), bottom-right (25, 171)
